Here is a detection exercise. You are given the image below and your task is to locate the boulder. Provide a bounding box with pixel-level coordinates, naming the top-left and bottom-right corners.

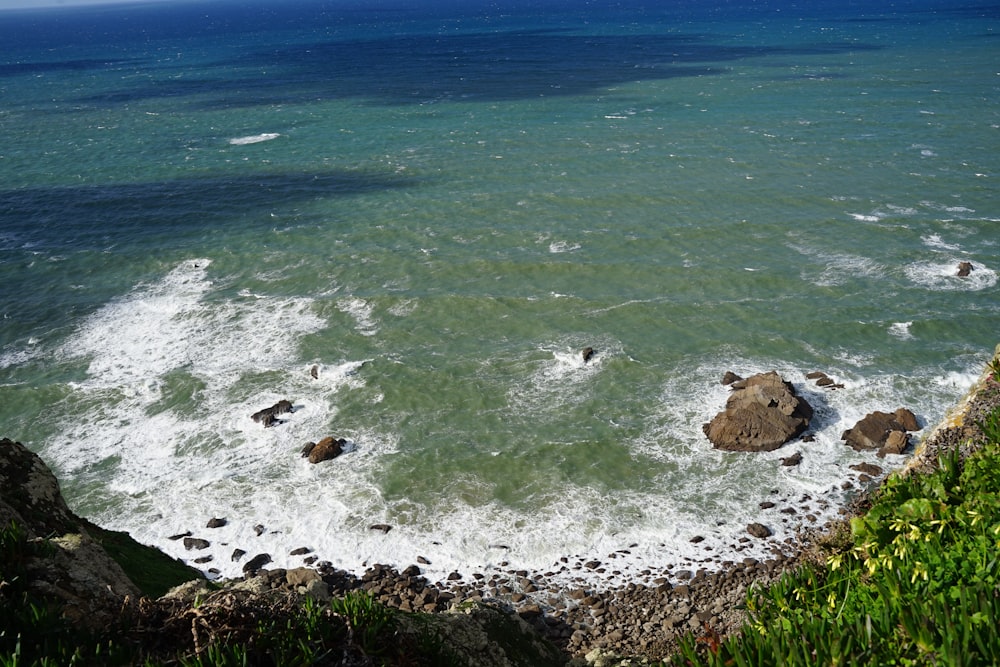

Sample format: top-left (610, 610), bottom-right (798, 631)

top-left (780, 452), bottom-right (803, 467)
top-left (747, 523), bottom-right (772, 539)
top-left (242, 553), bottom-right (272, 573)
top-left (307, 436), bottom-right (345, 464)
top-left (721, 371), bottom-right (743, 386)
top-left (842, 409), bottom-right (918, 455)
top-left (250, 399), bottom-right (294, 427)
top-left (581, 347), bottom-right (596, 363)
top-left (703, 372), bottom-right (813, 452)
top-left (957, 261), bottom-right (973, 277)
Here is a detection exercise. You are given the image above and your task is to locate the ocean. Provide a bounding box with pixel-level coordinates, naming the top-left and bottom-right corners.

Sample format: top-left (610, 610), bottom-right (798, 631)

top-left (0, 0), bottom-right (997, 589)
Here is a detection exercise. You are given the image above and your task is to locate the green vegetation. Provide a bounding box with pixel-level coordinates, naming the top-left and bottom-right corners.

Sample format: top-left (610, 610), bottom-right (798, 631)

top-left (668, 404), bottom-right (1000, 667)
top-left (0, 524), bottom-right (460, 667)
top-left (0, 520), bottom-right (130, 666)
top-left (86, 521), bottom-right (204, 599)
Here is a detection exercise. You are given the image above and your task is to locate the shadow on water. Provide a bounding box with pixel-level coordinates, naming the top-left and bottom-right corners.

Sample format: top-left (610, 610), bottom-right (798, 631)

top-left (0, 1), bottom-right (884, 107)
top-left (0, 168), bottom-right (421, 252)
top-left (86, 29), bottom-right (883, 109)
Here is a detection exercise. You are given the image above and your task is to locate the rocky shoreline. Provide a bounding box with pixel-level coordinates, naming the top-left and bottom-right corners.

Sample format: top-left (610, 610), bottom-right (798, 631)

top-left (203, 344), bottom-right (1000, 662)
top-left (3, 344), bottom-right (998, 664)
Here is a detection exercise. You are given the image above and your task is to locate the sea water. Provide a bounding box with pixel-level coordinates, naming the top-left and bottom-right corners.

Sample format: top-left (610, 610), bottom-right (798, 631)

top-left (0, 0), bottom-right (997, 588)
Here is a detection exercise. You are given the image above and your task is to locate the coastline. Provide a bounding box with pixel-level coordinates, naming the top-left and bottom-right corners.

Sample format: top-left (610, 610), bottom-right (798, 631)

top-left (3, 344), bottom-right (998, 664)
top-left (293, 344), bottom-right (1000, 661)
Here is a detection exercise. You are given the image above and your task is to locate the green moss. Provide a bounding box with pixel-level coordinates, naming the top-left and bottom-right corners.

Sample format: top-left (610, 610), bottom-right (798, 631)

top-left (85, 521), bottom-right (202, 599)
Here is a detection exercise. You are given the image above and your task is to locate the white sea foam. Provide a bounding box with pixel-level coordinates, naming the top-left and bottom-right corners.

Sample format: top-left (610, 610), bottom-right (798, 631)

top-left (921, 234), bottom-right (962, 251)
top-left (888, 322), bottom-right (914, 340)
top-left (549, 240), bottom-right (581, 253)
top-left (790, 244), bottom-right (885, 287)
top-left (36, 268), bottom-right (984, 589)
top-left (337, 297), bottom-right (379, 336)
top-left (904, 260), bottom-right (997, 291)
top-left (228, 133), bottom-right (281, 145)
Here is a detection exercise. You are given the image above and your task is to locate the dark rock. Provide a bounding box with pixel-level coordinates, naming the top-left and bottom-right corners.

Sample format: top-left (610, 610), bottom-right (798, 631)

top-left (290, 547), bottom-right (312, 556)
top-left (759, 501), bottom-right (776, 509)
top-left (815, 377), bottom-right (834, 387)
top-left (957, 261), bottom-right (973, 277)
top-left (417, 556), bottom-right (431, 565)
top-left (690, 536), bottom-right (705, 544)
top-left (254, 524), bottom-right (265, 536)
top-left (242, 553), bottom-right (272, 573)
top-left (703, 372), bottom-right (813, 452)
top-left (308, 437), bottom-right (345, 464)
top-left (747, 523), bottom-right (772, 539)
top-left (182, 537), bottom-right (210, 551)
top-left (310, 364), bottom-right (319, 379)
top-left (850, 462), bottom-right (883, 477)
top-left (206, 517), bottom-right (227, 529)
top-left (780, 452), bottom-right (802, 467)
top-left (369, 524), bottom-right (392, 534)
top-left (805, 371), bottom-right (828, 380)
top-left (231, 548), bottom-right (246, 562)
top-left (168, 531), bottom-right (192, 541)
top-left (721, 371), bottom-right (743, 386)
top-left (250, 400), bottom-right (294, 426)
top-left (582, 347), bottom-right (596, 363)
top-left (194, 555), bottom-right (213, 564)
top-left (300, 442), bottom-right (316, 458)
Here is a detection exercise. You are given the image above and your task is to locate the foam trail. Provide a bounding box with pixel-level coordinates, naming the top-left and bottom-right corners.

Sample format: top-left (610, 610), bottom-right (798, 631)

top-left (228, 133), bottom-right (281, 145)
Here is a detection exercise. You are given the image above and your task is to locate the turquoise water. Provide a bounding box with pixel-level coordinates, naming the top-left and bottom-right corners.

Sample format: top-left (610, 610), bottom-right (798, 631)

top-left (0, 0), bottom-right (997, 587)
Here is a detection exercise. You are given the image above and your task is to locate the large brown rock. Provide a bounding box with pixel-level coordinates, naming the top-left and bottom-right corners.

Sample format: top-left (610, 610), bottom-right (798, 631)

top-left (307, 436), bottom-right (345, 464)
top-left (842, 409), bottom-right (919, 456)
top-left (703, 372), bottom-right (813, 452)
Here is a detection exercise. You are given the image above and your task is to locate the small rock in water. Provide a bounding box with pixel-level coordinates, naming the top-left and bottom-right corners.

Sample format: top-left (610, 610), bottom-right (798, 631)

top-left (242, 553), bottom-right (272, 573)
top-left (780, 452), bottom-right (803, 467)
top-left (581, 346), bottom-right (596, 363)
top-left (206, 517), bottom-right (227, 529)
top-left (183, 537), bottom-right (210, 551)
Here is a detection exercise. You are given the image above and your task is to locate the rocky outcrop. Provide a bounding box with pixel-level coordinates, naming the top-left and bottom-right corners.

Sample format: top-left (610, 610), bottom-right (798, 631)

top-left (301, 436), bottom-right (346, 463)
top-left (250, 399), bottom-right (293, 427)
top-left (957, 261), bottom-right (973, 277)
top-left (703, 372), bottom-right (813, 452)
top-left (0, 439), bottom-right (156, 628)
top-left (841, 408), bottom-right (920, 457)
